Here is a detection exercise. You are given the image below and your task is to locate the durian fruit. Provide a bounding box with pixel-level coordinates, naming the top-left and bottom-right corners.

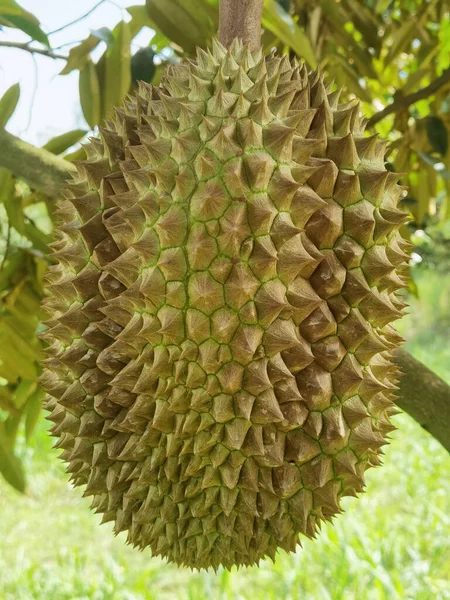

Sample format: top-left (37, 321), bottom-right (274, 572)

top-left (40, 39), bottom-right (409, 570)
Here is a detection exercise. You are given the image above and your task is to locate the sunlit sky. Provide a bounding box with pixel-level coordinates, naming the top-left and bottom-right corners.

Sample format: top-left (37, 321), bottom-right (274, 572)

top-left (0, 0), bottom-right (153, 145)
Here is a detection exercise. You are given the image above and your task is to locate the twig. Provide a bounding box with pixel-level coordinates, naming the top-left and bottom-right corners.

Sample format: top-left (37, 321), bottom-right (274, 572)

top-left (368, 67), bottom-right (450, 127)
top-left (47, 0), bottom-right (106, 36)
top-left (52, 39), bottom-right (84, 51)
top-left (48, 0), bottom-right (124, 37)
top-left (219, 0), bottom-right (264, 50)
top-left (22, 54), bottom-right (38, 136)
top-left (0, 41), bottom-right (67, 60)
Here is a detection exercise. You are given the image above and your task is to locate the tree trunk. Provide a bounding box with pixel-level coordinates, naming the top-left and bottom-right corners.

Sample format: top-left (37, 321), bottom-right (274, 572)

top-left (219, 0), bottom-right (264, 50)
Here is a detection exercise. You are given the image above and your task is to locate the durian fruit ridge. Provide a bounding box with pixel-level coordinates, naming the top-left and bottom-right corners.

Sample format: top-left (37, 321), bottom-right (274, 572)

top-left (41, 38), bottom-right (410, 570)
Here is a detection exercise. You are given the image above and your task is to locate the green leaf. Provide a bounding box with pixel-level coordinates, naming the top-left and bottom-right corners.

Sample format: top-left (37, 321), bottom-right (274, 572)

top-left (0, 0), bottom-right (24, 15)
top-left (319, 0), bottom-right (378, 80)
top-left (331, 54), bottom-right (372, 103)
top-left (60, 34), bottom-right (103, 75)
top-left (0, 82), bottom-right (20, 129)
top-left (0, 16), bottom-right (48, 46)
top-left (131, 47), bottom-right (156, 85)
top-left (127, 5), bottom-right (155, 38)
top-left (402, 50), bottom-right (439, 94)
top-left (0, 167), bottom-right (15, 205)
top-left (384, 0), bottom-right (438, 66)
top-left (0, 352), bottom-right (23, 384)
top-left (42, 129), bottom-right (87, 155)
top-left (150, 30), bottom-right (171, 53)
top-left (3, 411), bottom-right (22, 447)
top-left (149, 62), bottom-right (165, 87)
top-left (438, 16), bottom-right (450, 72)
top-left (277, 0), bottom-right (290, 11)
top-left (25, 388), bottom-right (43, 442)
top-left (178, 0), bottom-right (218, 35)
top-left (64, 147), bottom-right (87, 162)
top-left (0, 387), bottom-right (19, 416)
top-left (95, 52), bottom-right (107, 122)
top-left (384, 19), bottom-right (417, 67)
top-left (416, 165), bottom-right (433, 225)
top-left (1, 319), bottom-right (42, 366)
top-left (90, 27), bottom-right (114, 45)
top-left (426, 116), bottom-right (448, 157)
top-left (22, 221), bottom-right (52, 254)
top-left (0, 1), bottom-right (48, 46)
top-left (0, 247), bottom-right (25, 292)
top-left (12, 379), bottom-right (36, 409)
top-left (407, 276), bottom-right (418, 298)
top-left (375, 0), bottom-right (394, 13)
top-left (342, 0), bottom-right (381, 55)
top-left (0, 422), bottom-right (25, 492)
top-left (145, 0), bottom-right (209, 53)
top-left (79, 59), bottom-right (101, 129)
top-left (262, 0), bottom-right (316, 67)
top-left (101, 21), bottom-right (132, 118)
top-left (3, 191), bottom-right (24, 235)
top-left (418, 152), bottom-right (450, 180)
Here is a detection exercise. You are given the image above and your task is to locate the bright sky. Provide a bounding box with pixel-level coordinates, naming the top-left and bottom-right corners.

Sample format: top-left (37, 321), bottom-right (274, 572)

top-left (0, 0), bottom-right (153, 145)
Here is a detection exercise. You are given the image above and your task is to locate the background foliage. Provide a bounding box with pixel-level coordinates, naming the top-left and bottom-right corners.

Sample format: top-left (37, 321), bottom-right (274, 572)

top-left (0, 0), bottom-right (449, 524)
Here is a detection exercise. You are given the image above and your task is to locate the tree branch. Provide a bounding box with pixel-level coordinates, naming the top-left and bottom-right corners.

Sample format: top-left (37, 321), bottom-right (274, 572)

top-left (394, 349), bottom-right (450, 452)
top-left (367, 67), bottom-right (450, 127)
top-left (0, 41), bottom-right (67, 60)
top-left (0, 129), bottom-right (75, 197)
top-left (219, 0), bottom-right (264, 50)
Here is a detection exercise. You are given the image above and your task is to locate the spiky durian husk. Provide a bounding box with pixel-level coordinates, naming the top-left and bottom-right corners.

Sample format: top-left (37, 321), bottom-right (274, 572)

top-left (40, 39), bottom-right (409, 570)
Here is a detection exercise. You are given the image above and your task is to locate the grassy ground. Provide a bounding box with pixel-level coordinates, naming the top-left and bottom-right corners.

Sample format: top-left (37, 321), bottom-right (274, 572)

top-left (0, 269), bottom-right (449, 600)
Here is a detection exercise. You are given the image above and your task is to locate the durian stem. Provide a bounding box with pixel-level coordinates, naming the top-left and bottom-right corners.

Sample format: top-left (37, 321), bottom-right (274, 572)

top-left (394, 349), bottom-right (450, 453)
top-left (219, 0), bottom-right (264, 50)
top-left (0, 128), bottom-right (75, 197)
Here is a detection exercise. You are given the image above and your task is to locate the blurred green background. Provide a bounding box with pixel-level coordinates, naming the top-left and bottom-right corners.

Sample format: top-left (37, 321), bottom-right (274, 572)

top-left (0, 0), bottom-right (449, 598)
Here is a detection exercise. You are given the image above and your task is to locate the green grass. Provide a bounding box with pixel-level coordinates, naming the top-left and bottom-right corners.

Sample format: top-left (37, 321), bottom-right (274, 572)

top-left (0, 269), bottom-right (449, 600)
